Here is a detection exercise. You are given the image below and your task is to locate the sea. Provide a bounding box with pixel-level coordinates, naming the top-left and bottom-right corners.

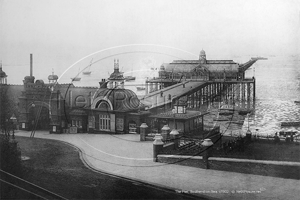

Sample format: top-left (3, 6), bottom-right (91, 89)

top-left (242, 55), bottom-right (300, 136)
top-left (5, 54), bottom-right (300, 136)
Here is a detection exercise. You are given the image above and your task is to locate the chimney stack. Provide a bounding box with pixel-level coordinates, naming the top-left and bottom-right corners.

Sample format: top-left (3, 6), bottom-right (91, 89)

top-left (30, 54), bottom-right (33, 76)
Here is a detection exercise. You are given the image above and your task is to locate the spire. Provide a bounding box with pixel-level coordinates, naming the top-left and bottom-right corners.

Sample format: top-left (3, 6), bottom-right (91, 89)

top-left (114, 59), bottom-right (119, 72)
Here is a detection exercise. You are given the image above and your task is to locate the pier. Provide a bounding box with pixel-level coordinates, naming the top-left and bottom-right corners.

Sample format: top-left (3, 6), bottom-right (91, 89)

top-left (141, 52), bottom-right (263, 112)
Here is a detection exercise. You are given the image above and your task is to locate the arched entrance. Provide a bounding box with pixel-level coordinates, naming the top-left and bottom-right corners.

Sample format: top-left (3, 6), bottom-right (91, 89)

top-left (28, 105), bottom-right (50, 130)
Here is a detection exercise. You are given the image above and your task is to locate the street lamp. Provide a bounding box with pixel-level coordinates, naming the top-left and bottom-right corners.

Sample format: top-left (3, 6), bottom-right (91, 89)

top-left (10, 114), bottom-right (17, 139)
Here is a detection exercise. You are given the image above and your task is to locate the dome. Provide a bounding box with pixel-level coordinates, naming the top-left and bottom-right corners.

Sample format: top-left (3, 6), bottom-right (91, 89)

top-left (200, 49), bottom-right (206, 56)
top-left (48, 74), bottom-right (58, 81)
top-left (95, 88), bottom-right (140, 111)
top-left (23, 76), bottom-right (35, 84)
top-left (0, 67), bottom-right (7, 78)
top-left (48, 69), bottom-right (58, 82)
top-left (108, 71), bottom-right (124, 80)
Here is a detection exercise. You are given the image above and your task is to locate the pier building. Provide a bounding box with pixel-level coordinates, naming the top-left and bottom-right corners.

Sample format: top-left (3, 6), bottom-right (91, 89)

top-left (142, 50), bottom-right (264, 113)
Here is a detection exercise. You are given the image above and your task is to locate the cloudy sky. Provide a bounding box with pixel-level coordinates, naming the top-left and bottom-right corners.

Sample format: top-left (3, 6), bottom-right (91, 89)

top-left (0, 0), bottom-right (299, 84)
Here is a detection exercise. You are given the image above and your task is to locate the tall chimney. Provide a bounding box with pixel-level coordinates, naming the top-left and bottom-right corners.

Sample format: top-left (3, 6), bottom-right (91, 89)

top-left (30, 54), bottom-right (33, 76)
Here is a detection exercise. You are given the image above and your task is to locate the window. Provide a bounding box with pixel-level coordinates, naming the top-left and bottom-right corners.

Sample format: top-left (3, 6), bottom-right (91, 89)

top-left (97, 101), bottom-right (111, 110)
top-left (72, 119), bottom-right (82, 128)
top-left (99, 114), bottom-right (110, 131)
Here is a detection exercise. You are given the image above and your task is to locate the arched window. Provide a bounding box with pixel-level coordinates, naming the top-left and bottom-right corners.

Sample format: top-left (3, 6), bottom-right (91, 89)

top-left (96, 100), bottom-right (111, 110)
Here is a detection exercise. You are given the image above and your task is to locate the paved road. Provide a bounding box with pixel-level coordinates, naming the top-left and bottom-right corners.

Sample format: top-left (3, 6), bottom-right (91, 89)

top-left (15, 131), bottom-right (300, 200)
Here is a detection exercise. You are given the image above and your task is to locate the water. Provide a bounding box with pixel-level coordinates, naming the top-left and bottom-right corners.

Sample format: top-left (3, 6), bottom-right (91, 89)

top-left (243, 55), bottom-right (300, 136)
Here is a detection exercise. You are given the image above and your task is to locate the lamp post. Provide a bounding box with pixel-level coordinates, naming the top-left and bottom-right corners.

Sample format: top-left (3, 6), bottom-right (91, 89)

top-left (10, 114), bottom-right (17, 139)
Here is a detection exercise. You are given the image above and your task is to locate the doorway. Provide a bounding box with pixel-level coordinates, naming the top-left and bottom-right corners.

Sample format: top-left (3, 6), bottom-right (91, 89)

top-left (29, 105), bottom-right (50, 130)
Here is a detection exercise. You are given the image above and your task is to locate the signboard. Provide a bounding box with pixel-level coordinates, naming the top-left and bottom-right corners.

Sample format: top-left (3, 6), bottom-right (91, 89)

top-left (69, 126), bottom-right (77, 133)
top-left (116, 118), bottom-right (124, 131)
top-left (22, 123), bottom-right (25, 129)
top-left (88, 116), bottom-right (95, 128)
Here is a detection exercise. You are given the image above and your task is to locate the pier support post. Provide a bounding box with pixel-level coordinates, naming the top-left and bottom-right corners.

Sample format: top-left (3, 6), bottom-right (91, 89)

top-left (253, 78), bottom-right (256, 102)
top-left (202, 139), bottom-right (213, 169)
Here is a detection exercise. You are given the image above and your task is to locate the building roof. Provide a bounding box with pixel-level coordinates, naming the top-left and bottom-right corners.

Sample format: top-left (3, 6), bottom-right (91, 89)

top-left (165, 62), bottom-right (199, 72)
top-left (95, 88), bottom-right (140, 111)
top-left (203, 63), bottom-right (239, 72)
top-left (200, 49), bottom-right (206, 56)
top-left (164, 59), bottom-right (238, 73)
top-left (108, 71), bottom-right (124, 80)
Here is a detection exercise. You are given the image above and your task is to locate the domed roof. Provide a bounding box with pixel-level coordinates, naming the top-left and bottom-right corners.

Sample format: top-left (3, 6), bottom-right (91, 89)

top-left (0, 66), bottom-right (7, 78)
top-left (109, 71), bottom-right (124, 80)
top-left (23, 76), bottom-right (35, 83)
top-left (48, 69), bottom-right (58, 81)
top-left (48, 74), bottom-right (58, 81)
top-left (200, 49), bottom-right (206, 56)
top-left (95, 88), bottom-right (140, 111)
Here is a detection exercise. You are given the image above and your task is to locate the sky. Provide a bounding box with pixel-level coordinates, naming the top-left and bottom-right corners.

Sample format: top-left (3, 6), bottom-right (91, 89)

top-left (0, 0), bottom-right (299, 84)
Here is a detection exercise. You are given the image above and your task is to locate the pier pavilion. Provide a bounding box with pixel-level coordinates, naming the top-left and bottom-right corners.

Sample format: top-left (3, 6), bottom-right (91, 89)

top-left (142, 50), bottom-right (266, 113)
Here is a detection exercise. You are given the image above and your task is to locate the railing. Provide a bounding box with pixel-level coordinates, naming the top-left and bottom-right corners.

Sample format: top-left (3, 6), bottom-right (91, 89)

top-left (177, 137), bottom-right (203, 153)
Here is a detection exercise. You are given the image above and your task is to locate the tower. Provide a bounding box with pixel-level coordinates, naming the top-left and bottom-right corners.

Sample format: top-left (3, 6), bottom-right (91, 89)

top-left (108, 59), bottom-right (125, 89)
top-left (48, 69), bottom-right (58, 84)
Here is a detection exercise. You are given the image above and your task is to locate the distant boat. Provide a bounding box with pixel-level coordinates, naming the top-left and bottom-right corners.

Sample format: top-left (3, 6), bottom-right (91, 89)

top-left (136, 86), bottom-right (145, 91)
top-left (125, 68), bottom-right (135, 81)
top-left (71, 77), bottom-right (81, 81)
top-left (294, 101), bottom-right (300, 104)
top-left (125, 76), bottom-right (136, 81)
top-left (83, 58), bottom-right (93, 75)
top-left (82, 71), bottom-right (91, 75)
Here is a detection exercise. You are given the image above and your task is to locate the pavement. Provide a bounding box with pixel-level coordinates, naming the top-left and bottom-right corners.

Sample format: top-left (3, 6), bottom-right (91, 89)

top-left (14, 130), bottom-right (300, 200)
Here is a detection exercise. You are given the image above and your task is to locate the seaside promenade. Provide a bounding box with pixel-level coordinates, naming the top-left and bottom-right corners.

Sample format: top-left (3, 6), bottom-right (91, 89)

top-left (14, 130), bottom-right (300, 200)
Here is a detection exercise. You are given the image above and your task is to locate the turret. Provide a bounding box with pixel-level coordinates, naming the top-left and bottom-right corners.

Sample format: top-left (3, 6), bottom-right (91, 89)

top-left (48, 69), bottom-right (58, 84)
top-left (108, 59), bottom-right (125, 89)
top-left (199, 49), bottom-right (206, 64)
top-left (0, 61), bottom-right (7, 84)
